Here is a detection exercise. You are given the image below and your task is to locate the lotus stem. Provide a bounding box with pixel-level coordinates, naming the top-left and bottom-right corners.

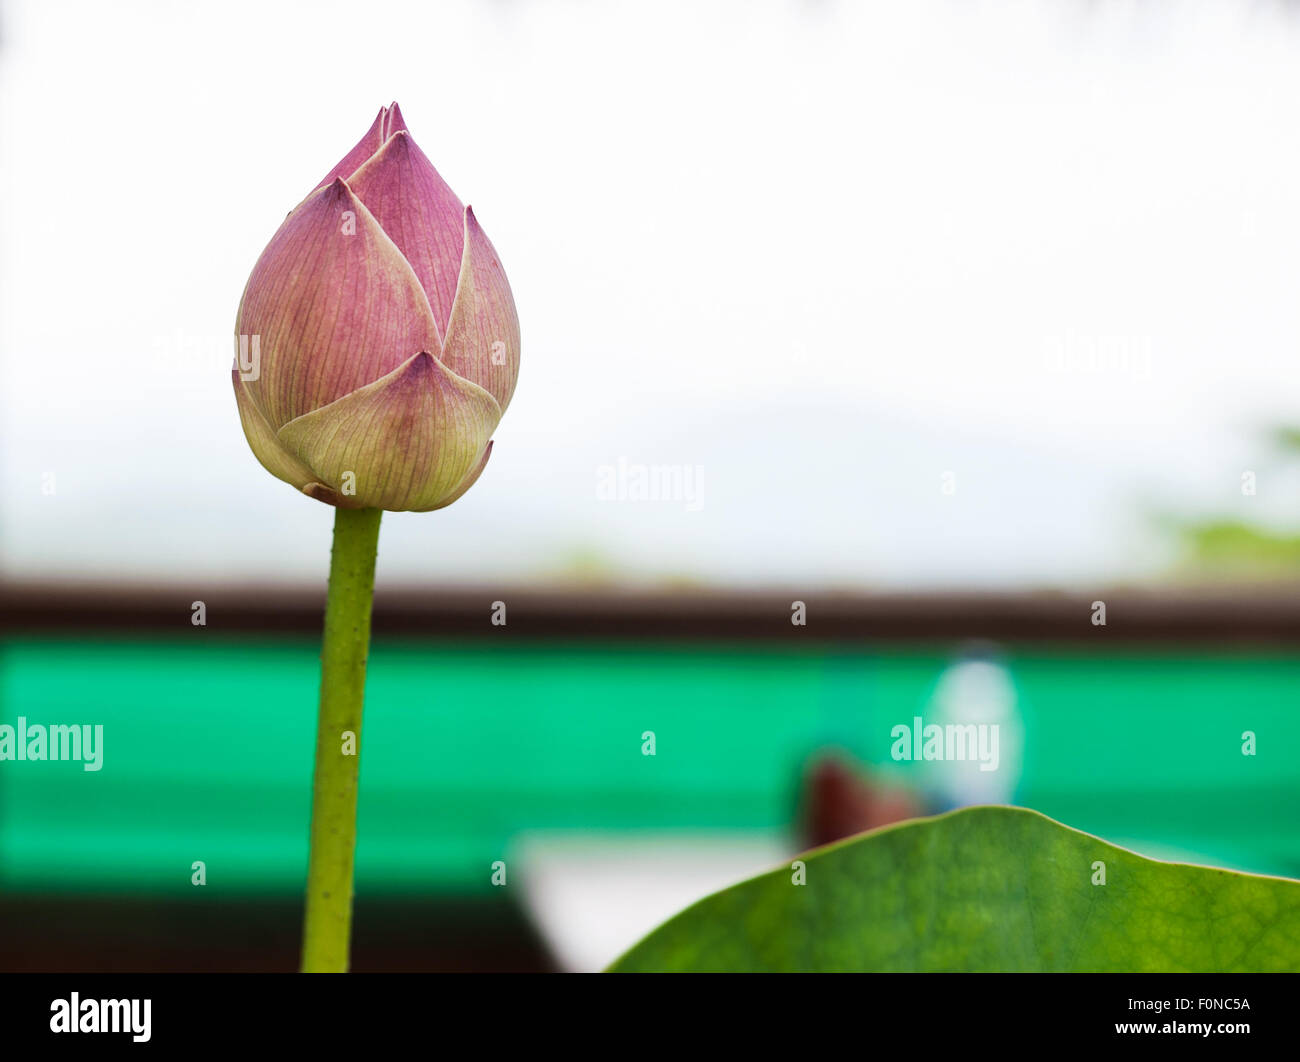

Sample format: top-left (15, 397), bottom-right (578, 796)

top-left (301, 505), bottom-right (383, 973)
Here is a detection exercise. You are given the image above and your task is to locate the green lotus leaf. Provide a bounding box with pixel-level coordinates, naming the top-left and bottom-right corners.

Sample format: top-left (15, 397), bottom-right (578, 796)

top-left (609, 806), bottom-right (1300, 972)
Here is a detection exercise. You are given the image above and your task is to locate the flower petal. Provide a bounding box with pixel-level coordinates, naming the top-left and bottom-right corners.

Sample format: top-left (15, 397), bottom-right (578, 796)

top-left (313, 106), bottom-right (386, 191)
top-left (231, 368), bottom-right (321, 492)
top-left (382, 101), bottom-right (408, 138)
top-left (347, 130), bottom-right (465, 333)
top-left (430, 440), bottom-right (493, 511)
top-left (235, 178), bottom-right (441, 430)
top-left (275, 351), bottom-right (502, 512)
top-left (440, 206), bottom-right (521, 413)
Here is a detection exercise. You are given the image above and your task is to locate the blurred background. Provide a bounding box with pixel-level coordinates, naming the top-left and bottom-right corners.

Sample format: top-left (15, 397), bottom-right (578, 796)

top-left (1, 0), bottom-right (1298, 970)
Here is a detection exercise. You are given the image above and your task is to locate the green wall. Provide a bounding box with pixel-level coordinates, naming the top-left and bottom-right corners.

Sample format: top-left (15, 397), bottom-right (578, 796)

top-left (1, 636), bottom-right (1295, 895)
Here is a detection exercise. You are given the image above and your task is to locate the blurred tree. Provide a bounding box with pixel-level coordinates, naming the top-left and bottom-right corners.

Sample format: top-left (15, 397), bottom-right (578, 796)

top-left (1170, 426), bottom-right (1300, 579)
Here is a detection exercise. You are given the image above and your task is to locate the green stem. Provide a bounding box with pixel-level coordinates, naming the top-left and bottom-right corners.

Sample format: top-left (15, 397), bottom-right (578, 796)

top-left (301, 505), bottom-right (382, 973)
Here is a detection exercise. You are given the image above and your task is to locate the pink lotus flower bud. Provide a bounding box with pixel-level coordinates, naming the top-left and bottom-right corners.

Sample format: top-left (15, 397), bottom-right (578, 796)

top-left (233, 103), bottom-right (519, 511)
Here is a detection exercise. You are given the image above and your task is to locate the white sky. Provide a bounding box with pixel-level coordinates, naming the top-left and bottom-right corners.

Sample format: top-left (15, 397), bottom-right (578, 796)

top-left (3, 0), bottom-right (1299, 590)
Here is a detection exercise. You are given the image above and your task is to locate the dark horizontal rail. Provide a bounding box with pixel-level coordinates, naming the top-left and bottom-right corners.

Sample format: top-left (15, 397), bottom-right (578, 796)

top-left (2, 581), bottom-right (1299, 646)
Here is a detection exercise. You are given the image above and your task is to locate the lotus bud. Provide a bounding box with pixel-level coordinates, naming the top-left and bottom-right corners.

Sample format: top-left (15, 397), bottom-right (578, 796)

top-left (233, 102), bottom-right (519, 511)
